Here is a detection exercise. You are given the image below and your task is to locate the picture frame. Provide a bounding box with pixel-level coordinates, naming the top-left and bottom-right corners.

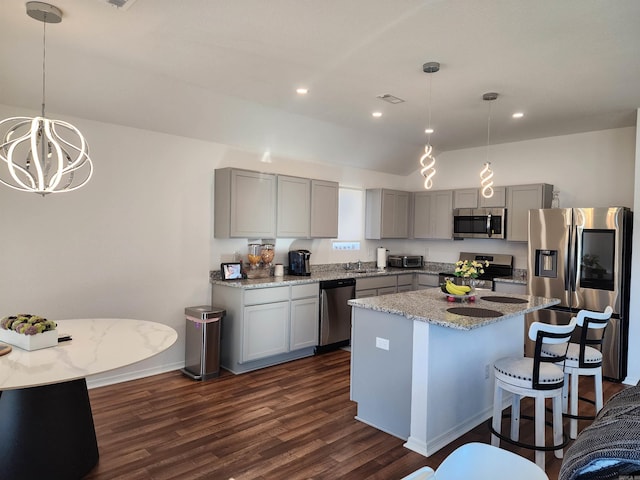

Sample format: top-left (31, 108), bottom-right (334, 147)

top-left (221, 262), bottom-right (243, 280)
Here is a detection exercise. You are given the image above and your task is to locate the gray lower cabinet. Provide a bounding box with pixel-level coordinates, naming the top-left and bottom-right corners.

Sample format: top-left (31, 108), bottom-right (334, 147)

top-left (290, 284), bottom-right (320, 350)
top-left (355, 275), bottom-right (398, 298)
top-left (242, 301), bottom-right (289, 362)
top-left (397, 274), bottom-right (414, 292)
top-left (416, 273), bottom-right (439, 290)
top-left (213, 282), bottom-right (319, 374)
top-left (493, 281), bottom-right (527, 295)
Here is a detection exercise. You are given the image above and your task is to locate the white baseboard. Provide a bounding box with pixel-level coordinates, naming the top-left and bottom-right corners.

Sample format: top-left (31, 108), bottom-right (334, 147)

top-left (86, 361), bottom-right (184, 389)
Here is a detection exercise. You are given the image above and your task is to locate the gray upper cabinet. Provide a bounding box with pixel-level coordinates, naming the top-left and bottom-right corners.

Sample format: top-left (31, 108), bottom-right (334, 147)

top-left (276, 176), bottom-right (339, 238)
top-left (215, 168), bottom-right (277, 238)
top-left (277, 175), bottom-right (311, 238)
top-left (506, 183), bottom-right (553, 241)
top-left (453, 188), bottom-right (478, 209)
top-left (310, 179), bottom-right (339, 238)
top-left (366, 189), bottom-right (410, 239)
top-left (413, 190), bottom-right (453, 239)
top-left (478, 186), bottom-right (506, 207)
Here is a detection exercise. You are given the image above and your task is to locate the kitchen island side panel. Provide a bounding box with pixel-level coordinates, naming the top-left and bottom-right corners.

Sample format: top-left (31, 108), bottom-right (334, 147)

top-left (405, 314), bottom-right (524, 456)
top-left (350, 307), bottom-right (414, 440)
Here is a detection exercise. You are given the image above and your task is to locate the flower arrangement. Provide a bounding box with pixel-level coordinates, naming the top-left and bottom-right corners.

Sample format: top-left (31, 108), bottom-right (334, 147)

top-left (454, 259), bottom-right (489, 279)
top-left (0, 314), bottom-right (57, 335)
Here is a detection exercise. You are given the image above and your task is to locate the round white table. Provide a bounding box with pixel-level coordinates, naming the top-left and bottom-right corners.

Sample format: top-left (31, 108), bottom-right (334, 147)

top-left (0, 318), bottom-right (177, 479)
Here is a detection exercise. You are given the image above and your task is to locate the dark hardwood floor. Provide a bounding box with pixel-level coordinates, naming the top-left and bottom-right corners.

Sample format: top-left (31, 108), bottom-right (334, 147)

top-left (85, 350), bottom-right (626, 480)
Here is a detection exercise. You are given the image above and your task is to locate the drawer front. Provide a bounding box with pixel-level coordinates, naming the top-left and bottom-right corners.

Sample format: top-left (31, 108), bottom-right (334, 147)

top-left (244, 286), bottom-right (290, 305)
top-left (291, 282), bottom-right (319, 300)
top-left (356, 275), bottom-right (397, 291)
top-left (377, 286), bottom-right (397, 296)
top-left (397, 274), bottom-right (414, 286)
top-left (417, 273), bottom-right (439, 287)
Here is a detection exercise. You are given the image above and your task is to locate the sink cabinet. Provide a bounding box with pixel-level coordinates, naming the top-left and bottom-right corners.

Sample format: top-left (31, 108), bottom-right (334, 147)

top-left (213, 282), bottom-right (319, 374)
top-left (355, 275), bottom-right (398, 298)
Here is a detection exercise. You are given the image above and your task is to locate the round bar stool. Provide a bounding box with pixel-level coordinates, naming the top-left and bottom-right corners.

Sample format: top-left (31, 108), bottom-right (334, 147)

top-left (490, 318), bottom-right (577, 471)
top-left (542, 306), bottom-right (613, 439)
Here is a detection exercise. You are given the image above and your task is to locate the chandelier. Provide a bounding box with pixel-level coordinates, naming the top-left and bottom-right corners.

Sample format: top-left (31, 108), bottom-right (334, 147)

top-left (0, 2), bottom-right (93, 195)
top-left (480, 92), bottom-right (498, 198)
top-left (419, 61), bottom-right (439, 190)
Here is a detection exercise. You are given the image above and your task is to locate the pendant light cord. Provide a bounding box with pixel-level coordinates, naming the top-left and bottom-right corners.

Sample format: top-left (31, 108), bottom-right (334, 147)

top-left (486, 99), bottom-right (492, 162)
top-left (41, 14), bottom-right (47, 117)
top-left (426, 72), bottom-right (433, 144)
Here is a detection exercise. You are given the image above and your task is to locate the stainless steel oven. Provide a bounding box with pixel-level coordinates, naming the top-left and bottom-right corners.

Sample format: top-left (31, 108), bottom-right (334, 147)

top-left (453, 208), bottom-right (506, 239)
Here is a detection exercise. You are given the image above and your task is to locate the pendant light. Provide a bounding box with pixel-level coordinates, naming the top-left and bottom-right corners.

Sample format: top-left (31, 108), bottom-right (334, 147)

top-left (419, 61), bottom-right (439, 190)
top-left (0, 2), bottom-right (93, 195)
top-left (480, 92), bottom-right (498, 199)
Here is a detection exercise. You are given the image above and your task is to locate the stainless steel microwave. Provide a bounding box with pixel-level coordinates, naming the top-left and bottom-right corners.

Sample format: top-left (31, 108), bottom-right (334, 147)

top-left (453, 208), bottom-right (506, 239)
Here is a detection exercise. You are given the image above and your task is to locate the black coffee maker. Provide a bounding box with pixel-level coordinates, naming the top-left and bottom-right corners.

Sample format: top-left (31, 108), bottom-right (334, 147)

top-left (288, 249), bottom-right (311, 276)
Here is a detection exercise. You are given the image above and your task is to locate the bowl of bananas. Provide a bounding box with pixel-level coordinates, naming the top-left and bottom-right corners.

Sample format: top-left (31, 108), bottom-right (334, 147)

top-left (440, 280), bottom-right (476, 302)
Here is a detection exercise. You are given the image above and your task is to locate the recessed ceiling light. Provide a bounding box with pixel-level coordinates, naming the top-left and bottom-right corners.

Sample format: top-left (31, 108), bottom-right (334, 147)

top-left (372, 112), bottom-right (383, 118)
top-left (512, 112), bottom-right (524, 119)
top-left (425, 128), bottom-right (434, 134)
top-left (296, 88), bottom-right (308, 95)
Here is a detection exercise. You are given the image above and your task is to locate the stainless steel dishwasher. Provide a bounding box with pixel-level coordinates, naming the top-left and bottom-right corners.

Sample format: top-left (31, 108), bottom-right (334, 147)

top-left (315, 278), bottom-right (356, 354)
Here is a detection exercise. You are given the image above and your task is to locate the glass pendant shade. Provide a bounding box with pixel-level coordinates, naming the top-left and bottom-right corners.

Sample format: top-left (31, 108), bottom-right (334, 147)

top-left (480, 162), bottom-right (494, 198)
top-left (420, 144), bottom-right (436, 189)
top-left (419, 61), bottom-right (439, 189)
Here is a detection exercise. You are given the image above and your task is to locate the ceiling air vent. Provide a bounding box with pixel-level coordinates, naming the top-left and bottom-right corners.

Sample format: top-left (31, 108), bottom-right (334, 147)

top-left (98, 0), bottom-right (139, 10)
top-left (377, 94), bottom-right (405, 104)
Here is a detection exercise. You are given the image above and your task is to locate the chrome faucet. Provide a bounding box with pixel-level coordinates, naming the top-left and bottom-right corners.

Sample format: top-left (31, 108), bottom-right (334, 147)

top-left (357, 260), bottom-right (362, 270)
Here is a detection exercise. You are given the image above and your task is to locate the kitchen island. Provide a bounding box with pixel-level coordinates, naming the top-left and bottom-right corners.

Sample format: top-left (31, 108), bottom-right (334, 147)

top-left (348, 288), bottom-right (559, 457)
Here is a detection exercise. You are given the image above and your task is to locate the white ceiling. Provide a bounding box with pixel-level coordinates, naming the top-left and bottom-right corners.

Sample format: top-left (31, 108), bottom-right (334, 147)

top-left (1, 0), bottom-right (639, 175)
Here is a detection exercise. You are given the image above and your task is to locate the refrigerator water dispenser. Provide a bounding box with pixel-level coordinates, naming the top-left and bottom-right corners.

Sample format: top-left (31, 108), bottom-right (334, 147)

top-left (535, 250), bottom-right (557, 278)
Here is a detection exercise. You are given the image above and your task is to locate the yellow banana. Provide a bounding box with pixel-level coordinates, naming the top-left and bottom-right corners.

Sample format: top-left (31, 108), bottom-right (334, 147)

top-left (445, 281), bottom-right (467, 295)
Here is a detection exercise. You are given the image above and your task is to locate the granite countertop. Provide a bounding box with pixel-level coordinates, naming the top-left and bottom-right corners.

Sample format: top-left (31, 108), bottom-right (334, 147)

top-left (348, 288), bottom-right (558, 331)
top-left (210, 265), bottom-right (444, 289)
top-left (210, 265), bottom-right (528, 289)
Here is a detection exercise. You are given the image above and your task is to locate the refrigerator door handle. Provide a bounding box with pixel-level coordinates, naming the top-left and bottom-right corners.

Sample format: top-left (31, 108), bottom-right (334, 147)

top-left (564, 223), bottom-right (572, 292)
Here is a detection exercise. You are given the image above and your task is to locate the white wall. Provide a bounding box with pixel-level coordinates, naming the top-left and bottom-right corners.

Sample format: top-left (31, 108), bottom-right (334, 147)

top-left (626, 110), bottom-right (640, 385)
top-left (0, 103), bottom-right (636, 385)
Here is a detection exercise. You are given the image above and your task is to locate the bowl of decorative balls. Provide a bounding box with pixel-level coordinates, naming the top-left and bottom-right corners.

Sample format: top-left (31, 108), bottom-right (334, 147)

top-left (440, 281), bottom-right (476, 302)
top-left (0, 314), bottom-right (58, 351)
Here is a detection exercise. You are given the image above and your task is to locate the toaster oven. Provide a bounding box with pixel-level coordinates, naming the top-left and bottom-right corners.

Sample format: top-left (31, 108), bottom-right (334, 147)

top-left (387, 255), bottom-right (423, 268)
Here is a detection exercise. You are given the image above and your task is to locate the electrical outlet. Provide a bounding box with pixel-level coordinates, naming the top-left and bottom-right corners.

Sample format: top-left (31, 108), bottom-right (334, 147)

top-left (376, 337), bottom-right (390, 351)
top-left (485, 364), bottom-right (490, 379)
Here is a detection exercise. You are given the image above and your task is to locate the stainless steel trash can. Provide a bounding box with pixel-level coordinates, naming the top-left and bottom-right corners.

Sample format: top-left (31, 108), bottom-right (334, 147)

top-left (181, 305), bottom-right (225, 380)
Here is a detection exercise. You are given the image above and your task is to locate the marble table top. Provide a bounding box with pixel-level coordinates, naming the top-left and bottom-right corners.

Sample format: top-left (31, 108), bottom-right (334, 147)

top-left (348, 288), bottom-right (560, 331)
top-left (0, 318), bottom-right (177, 391)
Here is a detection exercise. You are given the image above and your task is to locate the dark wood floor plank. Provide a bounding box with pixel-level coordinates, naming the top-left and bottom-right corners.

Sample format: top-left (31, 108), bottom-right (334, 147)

top-left (85, 349), bottom-right (626, 480)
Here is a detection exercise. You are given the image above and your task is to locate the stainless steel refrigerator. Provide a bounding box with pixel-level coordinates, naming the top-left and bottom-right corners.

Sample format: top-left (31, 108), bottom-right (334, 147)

top-left (526, 207), bottom-right (633, 381)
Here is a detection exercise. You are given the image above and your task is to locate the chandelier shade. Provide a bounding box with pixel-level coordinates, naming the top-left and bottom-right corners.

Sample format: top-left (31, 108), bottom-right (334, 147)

top-left (419, 61), bottom-right (439, 190)
top-left (480, 92), bottom-right (498, 199)
top-left (0, 116), bottom-right (93, 194)
top-left (0, 2), bottom-right (93, 195)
